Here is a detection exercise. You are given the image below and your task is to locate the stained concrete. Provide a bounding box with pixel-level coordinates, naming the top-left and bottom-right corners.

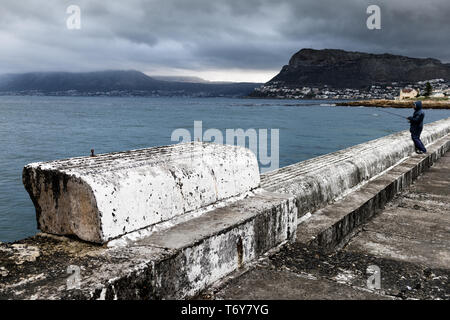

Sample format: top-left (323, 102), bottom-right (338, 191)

top-left (294, 134), bottom-right (449, 252)
top-left (345, 153), bottom-right (450, 272)
top-left (22, 142), bottom-right (260, 243)
top-left (262, 117), bottom-right (450, 219)
top-left (0, 190), bottom-right (296, 299)
top-left (359, 208), bottom-right (450, 244)
top-left (212, 266), bottom-right (387, 300)
top-left (2, 119), bottom-right (449, 300)
top-left (207, 144), bottom-right (450, 300)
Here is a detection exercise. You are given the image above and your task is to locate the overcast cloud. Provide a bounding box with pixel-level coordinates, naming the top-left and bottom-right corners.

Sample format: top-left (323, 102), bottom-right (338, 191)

top-left (0, 0), bottom-right (449, 82)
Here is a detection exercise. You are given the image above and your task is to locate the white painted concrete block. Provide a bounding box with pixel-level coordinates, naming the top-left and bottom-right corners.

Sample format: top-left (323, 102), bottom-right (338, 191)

top-left (262, 117), bottom-right (450, 217)
top-left (23, 142), bottom-right (260, 243)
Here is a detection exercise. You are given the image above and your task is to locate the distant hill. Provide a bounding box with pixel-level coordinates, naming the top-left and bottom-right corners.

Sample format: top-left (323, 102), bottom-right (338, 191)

top-left (261, 49), bottom-right (450, 89)
top-left (0, 70), bottom-right (260, 97)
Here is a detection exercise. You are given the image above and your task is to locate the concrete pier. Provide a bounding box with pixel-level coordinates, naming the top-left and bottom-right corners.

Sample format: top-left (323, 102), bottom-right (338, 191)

top-left (262, 117), bottom-right (450, 218)
top-left (1, 117), bottom-right (449, 300)
top-left (3, 142), bottom-right (297, 299)
top-left (210, 150), bottom-right (450, 300)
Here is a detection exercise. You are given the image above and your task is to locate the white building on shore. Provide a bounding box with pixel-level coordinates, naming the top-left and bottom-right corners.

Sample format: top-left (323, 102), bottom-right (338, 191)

top-left (398, 88), bottom-right (419, 100)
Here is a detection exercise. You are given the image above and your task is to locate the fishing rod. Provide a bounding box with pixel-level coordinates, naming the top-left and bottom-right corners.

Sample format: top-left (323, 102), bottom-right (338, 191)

top-left (376, 109), bottom-right (408, 119)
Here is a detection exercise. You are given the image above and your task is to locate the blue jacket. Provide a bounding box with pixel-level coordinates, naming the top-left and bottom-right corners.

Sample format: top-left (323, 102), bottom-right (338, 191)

top-left (408, 101), bottom-right (424, 136)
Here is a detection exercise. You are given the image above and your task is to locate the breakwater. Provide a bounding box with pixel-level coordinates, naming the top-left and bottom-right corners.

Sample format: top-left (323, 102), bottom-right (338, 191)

top-left (337, 99), bottom-right (450, 109)
top-left (1, 117), bottom-right (449, 299)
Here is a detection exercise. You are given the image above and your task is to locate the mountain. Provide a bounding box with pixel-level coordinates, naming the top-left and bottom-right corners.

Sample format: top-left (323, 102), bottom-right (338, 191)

top-left (262, 49), bottom-right (450, 89)
top-left (0, 70), bottom-right (260, 97)
top-left (0, 70), bottom-right (161, 92)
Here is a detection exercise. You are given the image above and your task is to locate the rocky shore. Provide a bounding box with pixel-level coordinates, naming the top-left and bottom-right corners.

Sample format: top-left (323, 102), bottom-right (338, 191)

top-left (336, 99), bottom-right (450, 109)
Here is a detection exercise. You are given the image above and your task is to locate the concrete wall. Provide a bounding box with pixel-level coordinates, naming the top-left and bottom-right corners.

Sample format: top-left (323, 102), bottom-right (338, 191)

top-left (22, 142), bottom-right (260, 243)
top-left (2, 117), bottom-right (449, 300)
top-left (262, 117), bottom-right (450, 218)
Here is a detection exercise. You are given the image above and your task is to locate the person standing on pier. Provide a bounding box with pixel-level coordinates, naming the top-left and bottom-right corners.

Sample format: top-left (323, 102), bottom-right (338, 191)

top-left (408, 101), bottom-right (427, 154)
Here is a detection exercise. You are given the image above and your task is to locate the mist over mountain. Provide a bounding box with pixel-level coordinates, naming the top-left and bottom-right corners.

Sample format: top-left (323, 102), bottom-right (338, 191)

top-left (0, 70), bottom-right (260, 97)
top-left (265, 49), bottom-right (450, 89)
top-left (151, 75), bottom-right (211, 83)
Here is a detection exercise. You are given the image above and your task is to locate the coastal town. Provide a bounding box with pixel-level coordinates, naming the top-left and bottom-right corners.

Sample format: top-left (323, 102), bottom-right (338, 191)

top-left (251, 78), bottom-right (450, 100)
top-left (4, 78), bottom-right (450, 100)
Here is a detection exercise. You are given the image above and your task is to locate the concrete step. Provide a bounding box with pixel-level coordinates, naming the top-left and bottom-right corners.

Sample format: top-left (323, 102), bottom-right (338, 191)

top-left (2, 118), bottom-right (450, 300)
top-left (262, 117), bottom-right (450, 219)
top-left (295, 134), bottom-right (450, 252)
top-left (345, 229), bottom-right (450, 270)
top-left (0, 190), bottom-right (296, 299)
top-left (213, 266), bottom-right (389, 300)
top-left (361, 207), bottom-right (450, 245)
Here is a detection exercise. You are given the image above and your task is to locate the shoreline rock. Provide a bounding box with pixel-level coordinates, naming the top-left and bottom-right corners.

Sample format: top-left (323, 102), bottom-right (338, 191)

top-left (336, 99), bottom-right (450, 109)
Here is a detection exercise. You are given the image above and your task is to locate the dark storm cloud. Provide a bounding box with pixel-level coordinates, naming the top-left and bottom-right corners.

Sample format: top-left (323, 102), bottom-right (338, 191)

top-left (0, 0), bottom-right (449, 79)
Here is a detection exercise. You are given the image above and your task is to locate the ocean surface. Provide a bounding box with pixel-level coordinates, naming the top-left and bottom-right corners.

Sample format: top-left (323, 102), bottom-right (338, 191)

top-left (1, 96), bottom-right (449, 242)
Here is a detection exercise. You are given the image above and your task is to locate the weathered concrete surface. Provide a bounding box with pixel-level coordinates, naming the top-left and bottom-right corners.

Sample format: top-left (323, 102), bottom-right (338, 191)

top-left (345, 153), bottom-right (450, 271)
top-left (262, 117), bottom-right (450, 218)
top-left (22, 142), bottom-right (260, 243)
top-left (0, 190), bottom-right (296, 299)
top-left (203, 149), bottom-right (450, 300)
top-left (211, 265), bottom-right (388, 300)
top-left (3, 118), bottom-right (450, 300)
top-left (295, 134), bottom-right (450, 252)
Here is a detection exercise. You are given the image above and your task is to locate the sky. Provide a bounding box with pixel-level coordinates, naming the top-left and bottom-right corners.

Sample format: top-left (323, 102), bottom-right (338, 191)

top-left (0, 0), bottom-right (449, 82)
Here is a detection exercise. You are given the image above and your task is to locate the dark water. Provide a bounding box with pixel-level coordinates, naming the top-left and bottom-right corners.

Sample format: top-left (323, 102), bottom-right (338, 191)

top-left (1, 96), bottom-right (449, 242)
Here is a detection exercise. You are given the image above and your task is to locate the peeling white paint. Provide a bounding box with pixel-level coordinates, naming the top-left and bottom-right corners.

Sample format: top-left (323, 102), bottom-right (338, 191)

top-left (107, 190), bottom-right (257, 248)
top-left (0, 267), bottom-right (8, 277)
top-left (262, 117), bottom-right (450, 216)
top-left (8, 118), bottom-right (448, 300)
top-left (23, 142), bottom-right (260, 243)
top-left (297, 212), bottom-right (312, 225)
top-left (3, 273), bottom-right (46, 290)
top-left (333, 269), bottom-right (356, 284)
top-left (0, 244), bottom-right (41, 265)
